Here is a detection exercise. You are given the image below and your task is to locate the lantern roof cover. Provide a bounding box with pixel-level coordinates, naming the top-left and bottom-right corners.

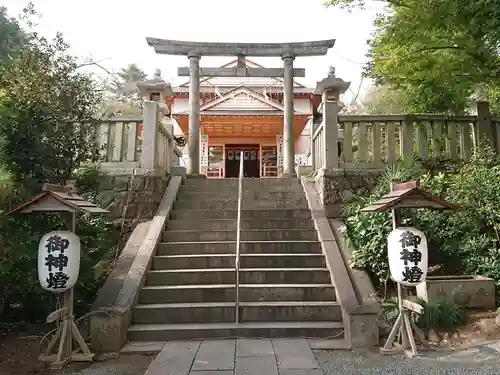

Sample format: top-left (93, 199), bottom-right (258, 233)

top-left (4, 184), bottom-right (108, 216)
top-left (360, 180), bottom-right (458, 213)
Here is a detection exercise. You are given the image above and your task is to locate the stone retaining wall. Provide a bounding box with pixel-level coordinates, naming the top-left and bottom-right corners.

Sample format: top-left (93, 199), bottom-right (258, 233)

top-left (314, 168), bottom-right (381, 218)
top-left (97, 173), bottom-right (169, 239)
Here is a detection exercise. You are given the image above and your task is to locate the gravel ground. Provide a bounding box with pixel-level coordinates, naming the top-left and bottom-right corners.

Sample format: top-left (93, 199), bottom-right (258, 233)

top-left (314, 346), bottom-right (500, 375)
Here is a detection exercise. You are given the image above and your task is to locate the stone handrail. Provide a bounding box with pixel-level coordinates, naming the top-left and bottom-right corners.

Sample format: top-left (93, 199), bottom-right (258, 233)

top-left (96, 102), bottom-right (182, 174)
top-left (311, 103), bottom-right (500, 171)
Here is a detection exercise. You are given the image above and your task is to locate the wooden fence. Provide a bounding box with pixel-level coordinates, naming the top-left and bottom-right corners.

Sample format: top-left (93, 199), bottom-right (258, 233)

top-left (96, 101), bottom-right (182, 174)
top-left (312, 103), bottom-right (500, 170)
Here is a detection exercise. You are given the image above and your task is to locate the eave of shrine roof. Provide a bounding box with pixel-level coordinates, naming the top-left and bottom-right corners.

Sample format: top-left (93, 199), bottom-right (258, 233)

top-left (179, 58), bottom-right (305, 88)
top-left (176, 85), bottom-right (294, 115)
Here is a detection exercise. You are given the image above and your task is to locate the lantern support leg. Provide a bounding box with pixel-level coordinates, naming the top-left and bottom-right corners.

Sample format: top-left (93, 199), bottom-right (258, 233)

top-left (380, 283), bottom-right (424, 358)
top-left (40, 290), bottom-right (94, 368)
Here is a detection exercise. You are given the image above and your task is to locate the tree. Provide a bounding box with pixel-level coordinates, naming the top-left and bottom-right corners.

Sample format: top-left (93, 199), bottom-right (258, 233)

top-left (110, 63), bottom-right (147, 101)
top-left (0, 6), bottom-right (29, 64)
top-left (358, 84), bottom-right (406, 114)
top-left (325, 0), bottom-right (500, 114)
top-left (0, 31), bottom-right (102, 193)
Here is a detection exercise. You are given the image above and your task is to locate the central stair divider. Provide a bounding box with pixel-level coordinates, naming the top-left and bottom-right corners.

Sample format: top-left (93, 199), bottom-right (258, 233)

top-left (235, 151), bottom-right (244, 323)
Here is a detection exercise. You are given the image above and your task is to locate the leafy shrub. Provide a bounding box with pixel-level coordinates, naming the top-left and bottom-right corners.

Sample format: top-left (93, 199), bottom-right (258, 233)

top-left (343, 161), bottom-right (421, 288)
top-left (380, 297), bottom-right (465, 332)
top-left (343, 148), bottom-right (500, 295)
top-left (417, 299), bottom-right (466, 331)
top-left (0, 165), bottom-right (118, 322)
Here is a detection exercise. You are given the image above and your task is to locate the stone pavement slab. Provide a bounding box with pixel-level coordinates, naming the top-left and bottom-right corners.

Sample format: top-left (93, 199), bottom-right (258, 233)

top-left (191, 339), bottom-right (235, 371)
top-left (272, 338), bottom-right (321, 370)
top-left (280, 370), bottom-right (325, 375)
top-left (144, 341), bottom-right (200, 375)
top-left (234, 356), bottom-right (279, 375)
top-left (236, 338), bottom-right (274, 357)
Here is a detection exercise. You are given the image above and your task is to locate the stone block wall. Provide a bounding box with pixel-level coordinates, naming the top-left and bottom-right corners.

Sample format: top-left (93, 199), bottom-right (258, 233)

top-left (314, 168), bottom-right (381, 218)
top-left (97, 173), bottom-right (169, 237)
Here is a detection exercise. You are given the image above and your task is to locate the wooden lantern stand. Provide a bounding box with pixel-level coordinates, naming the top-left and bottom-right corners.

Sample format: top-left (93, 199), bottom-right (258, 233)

top-left (360, 179), bottom-right (457, 358)
top-left (5, 183), bottom-right (108, 369)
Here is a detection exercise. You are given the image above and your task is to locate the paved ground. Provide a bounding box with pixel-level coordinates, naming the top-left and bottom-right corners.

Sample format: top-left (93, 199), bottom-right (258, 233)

top-left (139, 338), bottom-right (500, 375)
top-left (143, 338), bottom-right (322, 375)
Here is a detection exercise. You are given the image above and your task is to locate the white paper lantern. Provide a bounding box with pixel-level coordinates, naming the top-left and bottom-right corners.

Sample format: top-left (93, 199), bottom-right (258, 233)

top-left (387, 227), bottom-right (428, 287)
top-left (38, 231), bottom-right (81, 293)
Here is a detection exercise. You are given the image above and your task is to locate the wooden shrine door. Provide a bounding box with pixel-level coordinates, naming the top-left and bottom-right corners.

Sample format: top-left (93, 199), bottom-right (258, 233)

top-left (225, 145), bottom-right (260, 178)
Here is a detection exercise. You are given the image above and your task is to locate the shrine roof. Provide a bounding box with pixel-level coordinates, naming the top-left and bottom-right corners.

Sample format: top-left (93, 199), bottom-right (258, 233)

top-left (360, 180), bottom-right (458, 213)
top-left (5, 184), bottom-right (108, 215)
top-left (173, 85), bottom-right (312, 116)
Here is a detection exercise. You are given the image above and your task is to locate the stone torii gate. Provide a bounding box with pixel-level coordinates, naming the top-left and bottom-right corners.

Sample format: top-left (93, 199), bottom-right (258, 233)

top-left (146, 38), bottom-right (335, 176)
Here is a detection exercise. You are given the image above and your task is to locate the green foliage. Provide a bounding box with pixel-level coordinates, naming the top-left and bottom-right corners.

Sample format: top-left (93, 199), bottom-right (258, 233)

top-left (0, 27), bottom-right (102, 194)
top-left (380, 296), bottom-right (399, 324)
top-left (73, 161), bottom-right (101, 201)
top-left (381, 297), bottom-right (465, 331)
top-left (0, 6), bottom-right (118, 323)
top-left (325, 0), bottom-right (500, 113)
top-left (343, 160), bottom-right (421, 285)
top-left (417, 299), bottom-right (466, 331)
top-left (358, 84), bottom-right (407, 114)
top-left (344, 149), bottom-right (500, 293)
top-left (0, 6), bottom-right (29, 64)
top-left (0, 212), bottom-right (116, 322)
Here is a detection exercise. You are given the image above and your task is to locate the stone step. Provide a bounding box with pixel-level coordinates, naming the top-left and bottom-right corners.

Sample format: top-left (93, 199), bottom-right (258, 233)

top-left (176, 190), bottom-right (306, 201)
top-left (139, 284), bottom-right (336, 304)
top-left (145, 268), bottom-right (331, 286)
top-left (156, 241), bottom-right (323, 255)
top-left (241, 254), bottom-right (326, 269)
top-left (170, 209), bottom-right (311, 220)
top-left (152, 254), bottom-right (235, 270)
top-left (182, 178), bottom-right (301, 186)
top-left (128, 321), bottom-right (344, 342)
top-left (174, 199), bottom-right (309, 210)
top-left (132, 301), bottom-right (342, 324)
top-left (166, 218), bottom-right (315, 231)
top-left (152, 253), bottom-right (325, 270)
top-left (162, 229), bottom-right (318, 242)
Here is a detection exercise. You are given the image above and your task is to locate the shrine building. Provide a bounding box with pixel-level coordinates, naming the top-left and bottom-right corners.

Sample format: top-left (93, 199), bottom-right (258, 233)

top-left (142, 39), bottom-right (339, 178)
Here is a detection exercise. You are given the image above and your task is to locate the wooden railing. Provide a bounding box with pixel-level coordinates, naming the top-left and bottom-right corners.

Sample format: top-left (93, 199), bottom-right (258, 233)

top-left (312, 109), bottom-right (500, 171)
top-left (96, 101), bottom-right (182, 174)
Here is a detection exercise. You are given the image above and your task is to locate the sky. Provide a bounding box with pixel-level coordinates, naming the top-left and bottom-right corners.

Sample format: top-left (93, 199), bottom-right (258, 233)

top-left (2, 0), bottom-right (384, 102)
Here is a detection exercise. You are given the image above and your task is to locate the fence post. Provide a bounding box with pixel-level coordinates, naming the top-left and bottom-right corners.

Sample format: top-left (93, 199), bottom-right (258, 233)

top-left (140, 101), bottom-right (159, 169)
top-left (322, 97), bottom-right (339, 169)
top-left (476, 101), bottom-right (498, 153)
top-left (313, 67), bottom-right (350, 170)
top-left (309, 119), bottom-right (316, 170)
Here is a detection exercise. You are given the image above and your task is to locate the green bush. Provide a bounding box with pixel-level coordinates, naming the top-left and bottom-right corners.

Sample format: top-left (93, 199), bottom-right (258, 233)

top-left (417, 299), bottom-right (466, 331)
top-left (343, 161), bottom-right (421, 288)
top-left (0, 166), bottom-right (118, 322)
top-left (344, 149), bottom-right (500, 293)
top-left (380, 297), bottom-right (465, 332)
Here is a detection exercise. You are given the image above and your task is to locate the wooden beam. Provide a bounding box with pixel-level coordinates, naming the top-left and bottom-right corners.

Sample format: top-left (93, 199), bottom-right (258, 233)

top-left (177, 67), bottom-right (306, 78)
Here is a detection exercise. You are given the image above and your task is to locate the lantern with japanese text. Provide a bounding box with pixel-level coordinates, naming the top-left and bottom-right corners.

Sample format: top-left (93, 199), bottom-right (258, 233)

top-left (38, 231), bottom-right (81, 293)
top-left (388, 227), bottom-right (428, 287)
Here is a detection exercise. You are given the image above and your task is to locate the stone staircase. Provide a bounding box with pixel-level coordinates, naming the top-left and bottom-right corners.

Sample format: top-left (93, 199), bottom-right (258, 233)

top-left (127, 178), bottom-right (344, 342)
